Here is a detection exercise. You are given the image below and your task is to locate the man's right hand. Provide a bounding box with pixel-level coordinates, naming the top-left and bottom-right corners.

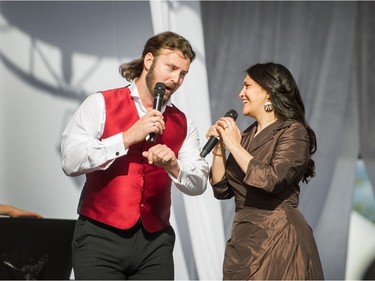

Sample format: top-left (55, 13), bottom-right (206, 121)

top-left (122, 109), bottom-right (165, 149)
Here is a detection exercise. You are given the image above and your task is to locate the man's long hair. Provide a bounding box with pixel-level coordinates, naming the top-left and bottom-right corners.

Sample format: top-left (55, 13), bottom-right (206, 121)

top-left (119, 31), bottom-right (196, 82)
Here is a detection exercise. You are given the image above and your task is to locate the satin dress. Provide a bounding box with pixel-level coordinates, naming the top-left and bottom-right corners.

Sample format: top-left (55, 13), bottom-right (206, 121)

top-left (211, 120), bottom-right (324, 280)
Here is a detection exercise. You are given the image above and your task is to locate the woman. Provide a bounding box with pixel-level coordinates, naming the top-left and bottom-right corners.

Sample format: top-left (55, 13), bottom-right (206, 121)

top-left (207, 62), bottom-right (324, 280)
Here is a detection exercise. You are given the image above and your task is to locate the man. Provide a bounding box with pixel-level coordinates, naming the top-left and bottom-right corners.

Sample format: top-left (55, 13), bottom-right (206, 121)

top-left (61, 31), bottom-right (208, 280)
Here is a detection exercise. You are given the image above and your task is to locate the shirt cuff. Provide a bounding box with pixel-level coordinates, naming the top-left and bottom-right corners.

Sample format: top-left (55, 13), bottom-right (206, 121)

top-left (168, 159), bottom-right (183, 183)
top-left (101, 132), bottom-right (128, 159)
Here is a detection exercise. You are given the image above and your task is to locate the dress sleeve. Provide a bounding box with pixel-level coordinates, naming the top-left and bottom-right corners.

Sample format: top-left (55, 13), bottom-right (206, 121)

top-left (243, 122), bottom-right (310, 194)
top-left (209, 170), bottom-right (234, 200)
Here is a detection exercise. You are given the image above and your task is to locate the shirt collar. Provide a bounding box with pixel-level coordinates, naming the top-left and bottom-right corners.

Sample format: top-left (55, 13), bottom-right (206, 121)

top-left (129, 81), bottom-right (172, 112)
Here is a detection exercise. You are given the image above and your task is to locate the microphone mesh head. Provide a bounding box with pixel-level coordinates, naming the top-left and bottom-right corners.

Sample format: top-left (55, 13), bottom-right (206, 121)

top-left (155, 82), bottom-right (166, 90)
top-left (154, 82), bottom-right (166, 97)
top-left (225, 109), bottom-right (238, 120)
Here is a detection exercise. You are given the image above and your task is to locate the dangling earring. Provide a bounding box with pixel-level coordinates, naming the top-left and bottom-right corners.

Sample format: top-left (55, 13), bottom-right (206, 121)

top-left (264, 101), bottom-right (273, 112)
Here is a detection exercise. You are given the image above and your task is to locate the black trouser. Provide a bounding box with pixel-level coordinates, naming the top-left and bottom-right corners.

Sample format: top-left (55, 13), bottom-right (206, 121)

top-left (72, 216), bottom-right (175, 280)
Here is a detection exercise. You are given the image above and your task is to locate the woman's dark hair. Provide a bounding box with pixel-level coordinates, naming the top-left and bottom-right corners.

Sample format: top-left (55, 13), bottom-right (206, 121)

top-left (119, 31), bottom-right (196, 81)
top-left (246, 62), bottom-right (317, 183)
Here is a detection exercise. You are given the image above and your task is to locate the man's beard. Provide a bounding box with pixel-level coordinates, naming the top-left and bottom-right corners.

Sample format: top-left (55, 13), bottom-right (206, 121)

top-left (145, 61), bottom-right (157, 97)
top-left (145, 62), bottom-right (172, 103)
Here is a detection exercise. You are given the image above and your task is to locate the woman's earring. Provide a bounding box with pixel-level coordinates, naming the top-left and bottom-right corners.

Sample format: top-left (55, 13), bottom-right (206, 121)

top-left (264, 101), bottom-right (273, 112)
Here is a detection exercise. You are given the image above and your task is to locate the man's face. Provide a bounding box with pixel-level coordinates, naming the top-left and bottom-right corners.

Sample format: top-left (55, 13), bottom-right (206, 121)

top-left (145, 49), bottom-right (191, 103)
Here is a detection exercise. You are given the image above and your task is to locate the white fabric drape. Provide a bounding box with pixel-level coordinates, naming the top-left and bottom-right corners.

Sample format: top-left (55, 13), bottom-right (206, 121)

top-left (150, 1), bottom-right (225, 279)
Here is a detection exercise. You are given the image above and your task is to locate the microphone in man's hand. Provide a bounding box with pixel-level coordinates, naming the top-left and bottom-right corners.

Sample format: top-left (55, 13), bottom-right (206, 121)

top-left (148, 82), bottom-right (166, 143)
top-left (199, 109), bottom-right (238, 158)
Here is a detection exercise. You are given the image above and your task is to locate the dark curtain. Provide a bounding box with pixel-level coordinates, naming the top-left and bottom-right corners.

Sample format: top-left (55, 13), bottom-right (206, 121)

top-left (357, 2), bottom-right (375, 191)
top-left (201, 1), bottom-right (375, 279)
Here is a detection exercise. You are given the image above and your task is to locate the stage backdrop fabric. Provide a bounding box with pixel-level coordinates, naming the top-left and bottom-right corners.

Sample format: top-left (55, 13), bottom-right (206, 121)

top-left (1, 1), bottom-right (375, 280)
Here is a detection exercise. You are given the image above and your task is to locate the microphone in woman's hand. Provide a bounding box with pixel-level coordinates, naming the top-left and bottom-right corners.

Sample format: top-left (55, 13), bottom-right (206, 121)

top-left (200, 109), bottom-right (238, 158)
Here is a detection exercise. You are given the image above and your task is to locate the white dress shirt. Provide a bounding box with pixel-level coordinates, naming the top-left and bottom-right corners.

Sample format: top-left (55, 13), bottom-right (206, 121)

top-left (61, 83), bottom-right (208, 196)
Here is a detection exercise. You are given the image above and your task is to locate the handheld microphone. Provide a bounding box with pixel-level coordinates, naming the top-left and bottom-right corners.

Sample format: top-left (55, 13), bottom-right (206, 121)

top-left (200, 109), bottom-right (238, 158)
top-left (148, 82), bottom-right (166, 143)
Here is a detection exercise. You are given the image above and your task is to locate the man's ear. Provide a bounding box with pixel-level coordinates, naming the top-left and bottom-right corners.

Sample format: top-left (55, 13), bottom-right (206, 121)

top-left (144, 52), bottom-right (154, 71)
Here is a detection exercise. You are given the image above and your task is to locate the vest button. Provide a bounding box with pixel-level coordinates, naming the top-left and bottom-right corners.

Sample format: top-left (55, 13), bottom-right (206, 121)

top-left (115, 152), bottom-right (119, 156)
top-left (140, 204), bottom-right (144, 208)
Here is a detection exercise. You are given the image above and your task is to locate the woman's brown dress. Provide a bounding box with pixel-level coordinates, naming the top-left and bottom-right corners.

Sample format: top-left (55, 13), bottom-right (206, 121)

top-left (211, 120), bottom-right (324, 280)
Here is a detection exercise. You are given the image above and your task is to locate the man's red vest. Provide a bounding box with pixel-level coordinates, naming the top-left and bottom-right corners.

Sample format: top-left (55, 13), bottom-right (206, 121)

top-left (79, 87), bottom-right (187, 233)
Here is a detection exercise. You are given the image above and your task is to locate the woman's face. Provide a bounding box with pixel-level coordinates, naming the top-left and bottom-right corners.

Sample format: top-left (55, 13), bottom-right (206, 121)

top-left (239, 74), bottom-right (269, 118)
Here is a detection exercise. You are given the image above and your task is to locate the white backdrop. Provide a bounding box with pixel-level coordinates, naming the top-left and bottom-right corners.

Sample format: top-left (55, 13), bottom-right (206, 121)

top-left (0, 1), bottom-right (223, 279)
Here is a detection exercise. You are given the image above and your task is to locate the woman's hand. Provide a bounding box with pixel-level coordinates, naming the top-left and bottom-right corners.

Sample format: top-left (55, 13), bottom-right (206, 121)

top-left (216, 117), bottom-right (242, 153)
